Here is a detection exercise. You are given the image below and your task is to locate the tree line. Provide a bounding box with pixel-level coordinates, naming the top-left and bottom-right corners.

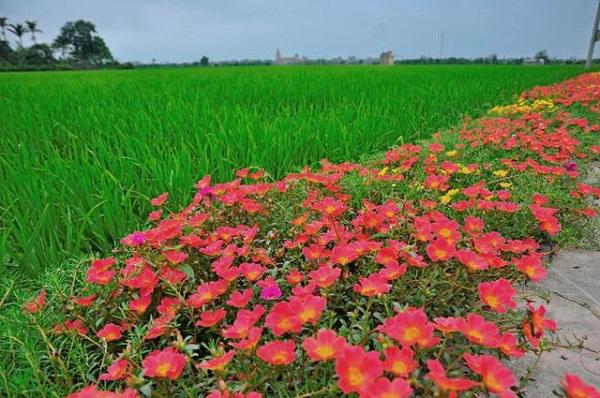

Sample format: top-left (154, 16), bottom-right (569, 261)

top-left (0, 17), bottom-right (122, 71)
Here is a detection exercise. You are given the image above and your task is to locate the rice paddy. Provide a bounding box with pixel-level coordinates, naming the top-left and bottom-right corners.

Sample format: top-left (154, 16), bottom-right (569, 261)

top-left (0, 65), bottom-right (586, 275)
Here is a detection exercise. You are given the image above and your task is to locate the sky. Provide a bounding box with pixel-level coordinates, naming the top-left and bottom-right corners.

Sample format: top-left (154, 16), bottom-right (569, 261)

top-left (1, 0), bottom-right (598, 63)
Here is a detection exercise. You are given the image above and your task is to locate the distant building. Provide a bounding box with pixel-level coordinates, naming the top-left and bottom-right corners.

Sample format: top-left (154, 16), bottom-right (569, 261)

top-left (379, 51), bottom-right (395, 65)
top-left (524, 57), bottom-right (545, 65)
top-left (274, 49), bottom-right (307, 65)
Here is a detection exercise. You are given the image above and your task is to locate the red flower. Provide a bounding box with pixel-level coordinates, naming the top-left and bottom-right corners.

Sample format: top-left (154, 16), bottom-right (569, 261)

top-left (163, 250), bottom-right (188, 264)
top-left (67, 385), bottom-right (138, 398)
top-left (290, 294), bottom-right (326, 324)
top-left (151, 192), bottom-right (168, 206)
top-left (97, 323), bottom-right (122, 342)
top-left (463, 353), bottom-right (515, 395)
top-left (455, 249), bottom-right (488, 271)
top-left (129, 295), bottom-right (152, 315)
top-left (302, 329), bottom-right (347, 361)
top-left (24, 289), bottom-right (46, 314)
top-left (523, 303), bottom-right (557, 348)
top-left (99, 358), bottom-right (131, 381)
top-left (514, 253), bottom-right (547, 282)
top-left (335, 345), bottom-right (383, 394)
top-left (87, 257), bottom-right (116, 285)
top-left (313, 197), bottom-right (346, 217)
top-left (239, 262), bottom-right (266, 281)
top-left (197, 350), bottom-right (236, 371)
top-left (226, 289), bottom-right (253, 308)
top-left (426, 239), bottom-right (456, 262)
top-left (478, 279), bottom-right (517, 313)
top-left (361, 377), bottom-right (413, 398)
top-left (562, 373), bottom-right (600, 398)
top-left (286, 269), bottom-right (304, 285)
top-left (73, 293), bottom-right (97, 307)
top-left (264, 301), bottom-right (303, 336)
top-left (309, 265), bottom-right (341, 288)
top-left (382, 345), bottom-right (417, 378)
top-left (256, 340), bottom-right (296, 365)
top-left (424, 175), bottom-right (450, 191)
top-left (499, 332), bottom-right (524, 358)
top-left (426, 359), bottom-right (478, 394)
top-left (458, 314), bottom-right (500, 348)
top-left (195, 309), bottom-right (227, 327)
top-left (379, 307), bottom-right (440, 348)
top-left (142, 347), bottom-right (186, 380)
top-left (353, 273), bottom-right (390, 297)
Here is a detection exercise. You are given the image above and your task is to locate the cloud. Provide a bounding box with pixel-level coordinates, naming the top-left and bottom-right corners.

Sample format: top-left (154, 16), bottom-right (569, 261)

top-left (2, 0), bottom-right (596, 63)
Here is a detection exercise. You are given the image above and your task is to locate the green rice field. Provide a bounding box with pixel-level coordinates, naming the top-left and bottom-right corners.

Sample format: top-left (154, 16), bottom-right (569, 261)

top-left (0, 65), bottom-right (587, 275)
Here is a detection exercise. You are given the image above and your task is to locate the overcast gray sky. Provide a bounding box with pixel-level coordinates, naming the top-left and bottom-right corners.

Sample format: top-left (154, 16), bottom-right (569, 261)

top-left (1, 0), bottom-right (597, 63)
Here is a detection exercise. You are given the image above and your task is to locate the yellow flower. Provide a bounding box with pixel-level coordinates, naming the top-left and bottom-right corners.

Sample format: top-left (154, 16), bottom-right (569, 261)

top-left (499, 182), bottom-right (512, 188)
top-left (493, 169), bottom-right (508, 177)
top-left (440, 195), bottom-right (452, 204)
top-left (446, 150), bottom-right (458, 158)
top-left (378, 167), bottom-right (388, 176)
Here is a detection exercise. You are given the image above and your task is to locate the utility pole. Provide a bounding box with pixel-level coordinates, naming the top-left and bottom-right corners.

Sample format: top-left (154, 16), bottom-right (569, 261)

top-left (586, 0), bottom-right (600, 68)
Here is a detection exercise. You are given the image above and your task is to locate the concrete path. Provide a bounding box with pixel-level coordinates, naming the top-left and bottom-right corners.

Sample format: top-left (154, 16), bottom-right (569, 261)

top-left (516, 250), bottom-right (600, 397)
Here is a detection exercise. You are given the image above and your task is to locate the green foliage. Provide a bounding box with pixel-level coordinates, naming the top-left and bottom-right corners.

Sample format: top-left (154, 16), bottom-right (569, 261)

top-left (0, 65), bottom-right (588, 275)
top-left (53, 20), bottom-right (113, 66)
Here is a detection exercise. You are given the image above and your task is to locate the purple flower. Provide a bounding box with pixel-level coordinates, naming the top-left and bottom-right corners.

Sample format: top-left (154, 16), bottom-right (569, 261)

top-left (564, 161), bottom-right (578, 172)
top-left (260, 285), bottom-right (282, 301)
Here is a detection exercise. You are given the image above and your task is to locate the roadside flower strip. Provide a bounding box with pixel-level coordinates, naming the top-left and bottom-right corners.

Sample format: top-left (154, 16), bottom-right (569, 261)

top-left (25, 73), bottom-right (600, 397)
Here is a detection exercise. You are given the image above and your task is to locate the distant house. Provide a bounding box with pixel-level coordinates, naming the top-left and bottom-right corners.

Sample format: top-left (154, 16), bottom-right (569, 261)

top-left (379, 51), bottom-right (395, 65)
top-left (274, 49), bottom-right (307, 65)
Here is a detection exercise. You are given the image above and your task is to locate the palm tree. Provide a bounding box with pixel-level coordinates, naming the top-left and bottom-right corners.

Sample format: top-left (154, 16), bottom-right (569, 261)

top-left (25, 20), bottom-right (42, 44)
top-left (0, 17), bottom-right (7, 41)
top-left (8, 24), bottom-right (26, 48)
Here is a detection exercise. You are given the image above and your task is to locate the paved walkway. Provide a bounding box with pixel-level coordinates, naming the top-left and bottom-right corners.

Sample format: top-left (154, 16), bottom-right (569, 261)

top-left (515, 251), bottom-right (600, 396)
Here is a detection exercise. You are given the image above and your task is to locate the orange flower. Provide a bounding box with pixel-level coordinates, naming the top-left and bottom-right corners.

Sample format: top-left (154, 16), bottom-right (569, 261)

top-left (97, 323), bottom-right (122, 342)
top-left (256, 340), bottom-right (296, 365)
top-left (335, 345), bottom-right (383, 394)
top-left (197, 350), bottom-right (236, 372)
top-left (379, 307), bottom-right (440, 348)
top-left (478, 279), bottom-right (516, 313)
top-left (302, 329), bottom-right (347, 361)
top-left (99, 358), bottom-right (130, 381)
top-left (142, 347), bottom-right (186, 380)
top-left (463, 353), bottom-right (515, 395)
top-left (562, 373), bottom-right (600, 398)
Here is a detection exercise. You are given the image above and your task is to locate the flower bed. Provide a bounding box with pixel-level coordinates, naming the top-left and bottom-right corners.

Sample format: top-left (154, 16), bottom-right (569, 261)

top-left (23, 73), bottom-right (600, 398)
